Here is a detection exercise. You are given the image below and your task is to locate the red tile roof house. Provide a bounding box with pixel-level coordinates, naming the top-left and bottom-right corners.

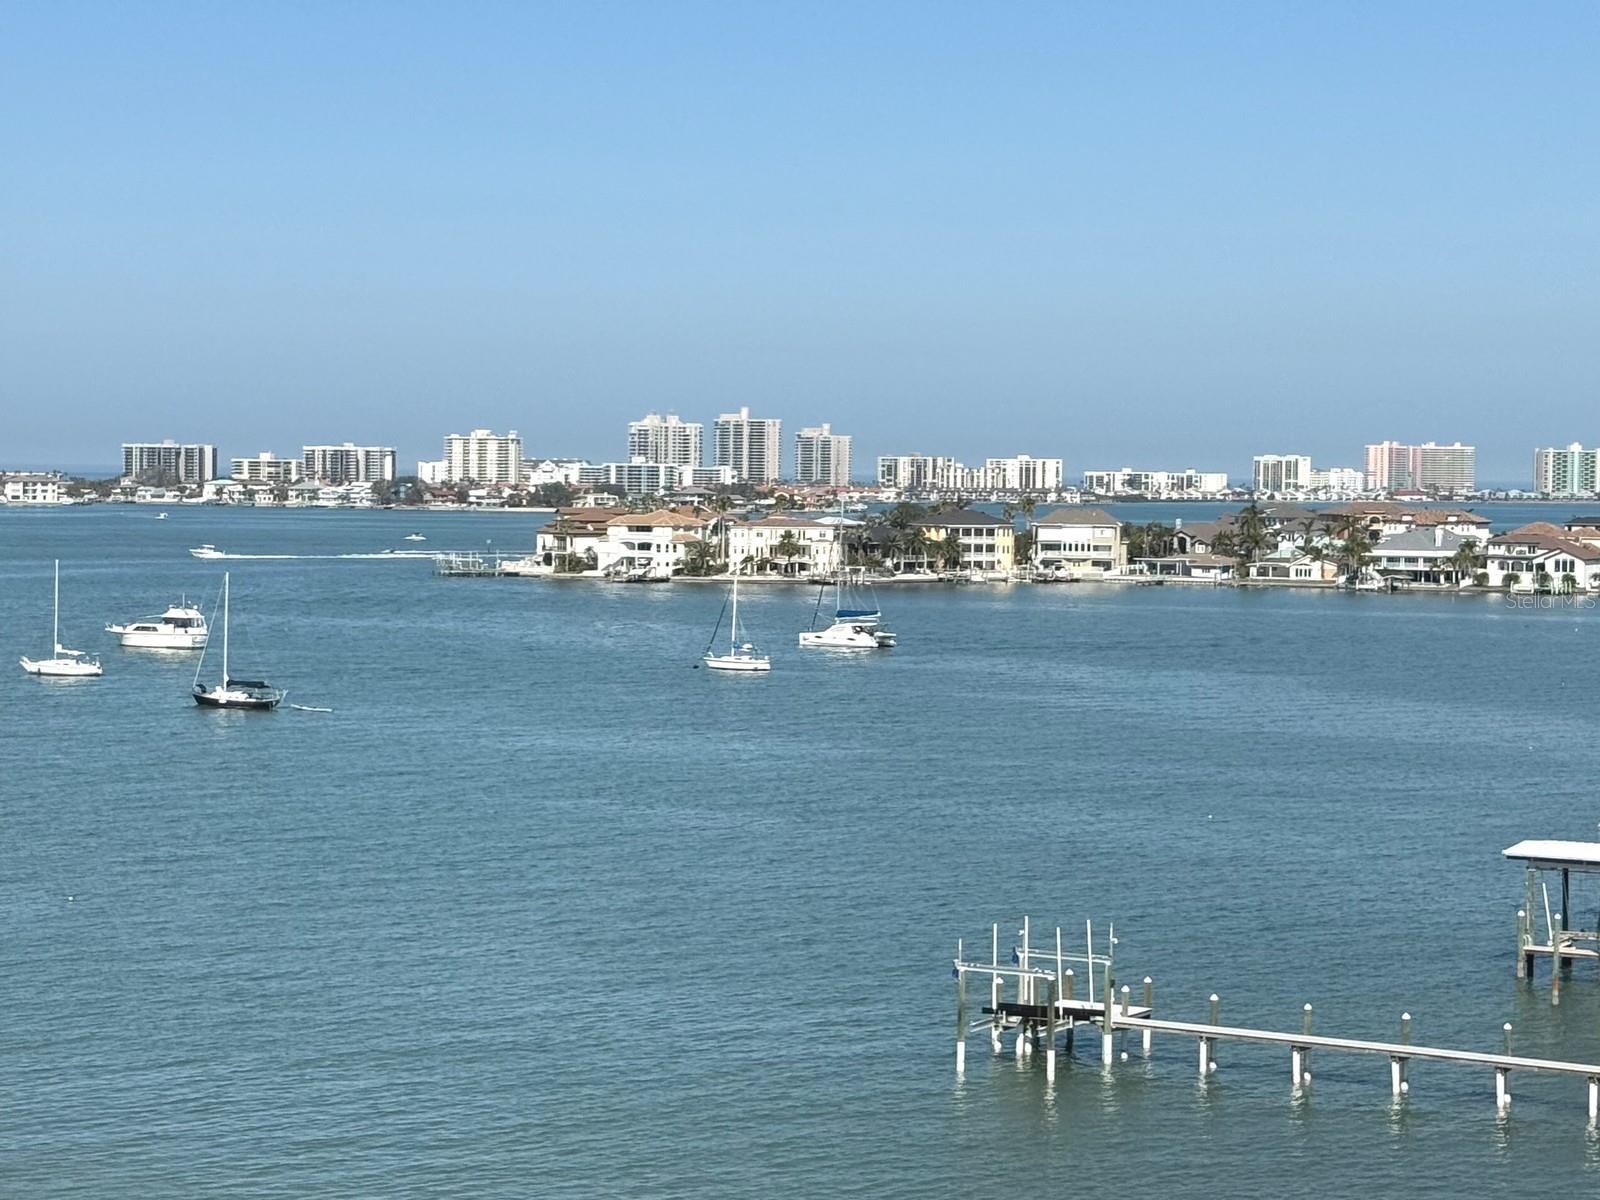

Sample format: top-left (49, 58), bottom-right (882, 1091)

top-left (1486, 524), bottom-right (1600, 591)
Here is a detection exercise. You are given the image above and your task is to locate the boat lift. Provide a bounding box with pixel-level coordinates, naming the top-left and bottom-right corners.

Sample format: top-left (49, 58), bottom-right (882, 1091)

top-left (1505, 839), bottom-right (1600, 1003)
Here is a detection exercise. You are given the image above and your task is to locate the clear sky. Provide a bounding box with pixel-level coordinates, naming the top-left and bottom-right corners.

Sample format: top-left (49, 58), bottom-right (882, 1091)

top-left (2, 1), bottom-right (1595, 480)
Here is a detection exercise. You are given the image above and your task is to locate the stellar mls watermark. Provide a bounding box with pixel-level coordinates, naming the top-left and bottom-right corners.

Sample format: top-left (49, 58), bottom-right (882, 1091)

top-left (1504, 593), bottom-right (1598, 610)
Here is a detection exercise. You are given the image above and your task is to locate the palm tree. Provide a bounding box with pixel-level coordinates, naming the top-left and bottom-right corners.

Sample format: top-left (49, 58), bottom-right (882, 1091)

top-left (1329, 515), bottom-right (1370, 582)
top-left (1018, 495), bottom-right (1038, 522)
top-left (774, 530), bottom-right (804, 575)
top-left (913, 526), bottom-right (947, 571)
top-left (683, 539), bottom-right (720, 577)
top-left (1014, 529), bottom-right (1035, 567)
top-left (1236, 501), bottom-right (1272, 565)
top-left (885, 502), bottom-right (923, 531)
top-left (1445, 537), bottom-right (1485, 586)
top-left (1143, 521), bottom-right (1174, 558)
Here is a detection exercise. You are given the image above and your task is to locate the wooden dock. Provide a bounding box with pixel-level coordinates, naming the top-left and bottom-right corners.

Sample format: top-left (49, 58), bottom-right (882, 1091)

top-left (954, 914), bottom-right (1600, 1121)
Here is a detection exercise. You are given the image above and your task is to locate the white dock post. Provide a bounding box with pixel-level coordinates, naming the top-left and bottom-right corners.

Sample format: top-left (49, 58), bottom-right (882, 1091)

top-left (1300, 1004), bottom-right (1313, 1086)
top-left (1063, 968), bottom-right (1074, 1002)
top-left (1588, 1076), bottom-right (1598, 1123)
top-left (955, 945), bottom-right (967, 1076)
top-left (1046, 980), bottom-right (1058, 1082)
top-left (1021, 916), bottom-right (1031, 1006)
top-left (1498, 1024), bottom-right (1513, 1110)
top-left (990, 924), bottom-right (1002, 1051)
top-left (1200, 993), bottom-right (1218, 1077)
top-left (1101, 964), bottom-right (1115, 1066)
top-left (1054, 926), bottom-right (1064, 1003)
top-left (1142, 978), bottom-right (1153, 1057)
top-left (1392, 1012), bottom-right (1411, 1096)
top-left (1552, 912), bottom-right (1564, 1006)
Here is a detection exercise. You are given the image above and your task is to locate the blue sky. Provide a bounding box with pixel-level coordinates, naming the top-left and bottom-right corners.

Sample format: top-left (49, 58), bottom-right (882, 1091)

top-left (2, 1), bottom-right (1595, 479)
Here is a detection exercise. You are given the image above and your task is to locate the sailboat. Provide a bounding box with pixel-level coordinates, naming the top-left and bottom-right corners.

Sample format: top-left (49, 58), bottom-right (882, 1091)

top-left (799, 509), bottom-right (896, 649)
top-left (191, 573), bottom-right (284, 709)
top-left (702, 564), bottom-right (771, 672)
top-left (20, 561), bottom-right (104, 677)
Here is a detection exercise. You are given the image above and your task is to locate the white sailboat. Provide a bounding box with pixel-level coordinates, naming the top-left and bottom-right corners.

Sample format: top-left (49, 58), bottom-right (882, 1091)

top-left (20, 561), bottom-right (103, 677)
top-left (702, 565), bottom-right (771, 672)
top-left (192, 573), bottom-right (284, 710)
top-left (799, 509), bottom-right (896, 649)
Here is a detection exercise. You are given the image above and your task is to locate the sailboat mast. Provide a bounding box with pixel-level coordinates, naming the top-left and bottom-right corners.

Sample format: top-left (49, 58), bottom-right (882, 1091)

top-left (221, 572), bottom-right (230, 683)
top-left (52, 559), bottom-right (60, 651)
top-left (729, 566), bottom-right (739, 653)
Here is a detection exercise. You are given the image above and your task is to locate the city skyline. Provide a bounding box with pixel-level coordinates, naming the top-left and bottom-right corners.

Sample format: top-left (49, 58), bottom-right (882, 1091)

top-left (3, 5), bottom-right (1594, 479)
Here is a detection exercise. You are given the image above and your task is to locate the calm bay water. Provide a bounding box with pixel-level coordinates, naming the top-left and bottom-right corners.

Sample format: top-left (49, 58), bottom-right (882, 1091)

top-left (6, 505), bottom-right (1600, 1196)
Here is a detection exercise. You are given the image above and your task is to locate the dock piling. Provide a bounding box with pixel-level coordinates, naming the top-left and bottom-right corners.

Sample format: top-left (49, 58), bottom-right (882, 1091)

top-left (1516, 909), bottom-right (1528, 979)
top-left (1552, 912), bottom-right (1564, 1005)
top-left (1392, 1012), bottom-right (1411, 1096)
top-left (1046, 980), bottom-right (1058, 1082)
top-left (1142, 978), bottom-right (1153, 1057)
top-left (1101, 963), bottom-right (1115, 1066)
top-left (1498, 1024), bottom-right (1513, 1110)
top-left (1589, 1077), bottom-right (1598, 1123)
top-left (1200, 993), bottom-right (1219, 1077)
top-left (955, 941), bottom-right (967, 1075)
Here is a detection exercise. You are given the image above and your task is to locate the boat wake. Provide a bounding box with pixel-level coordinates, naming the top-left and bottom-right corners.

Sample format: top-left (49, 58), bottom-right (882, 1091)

top-left (189, 547), bottom-right (436, 560)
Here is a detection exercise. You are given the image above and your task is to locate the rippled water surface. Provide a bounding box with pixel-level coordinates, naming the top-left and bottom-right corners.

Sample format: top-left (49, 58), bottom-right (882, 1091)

top-left (6, 505), bottom-right (1600, 1196)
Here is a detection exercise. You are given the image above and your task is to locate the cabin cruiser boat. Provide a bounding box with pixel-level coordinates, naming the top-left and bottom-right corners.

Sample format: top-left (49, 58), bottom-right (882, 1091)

top-left (189, 544), bottom-right (225, 558)
top-left (106, 602), bottom-right (209, 649)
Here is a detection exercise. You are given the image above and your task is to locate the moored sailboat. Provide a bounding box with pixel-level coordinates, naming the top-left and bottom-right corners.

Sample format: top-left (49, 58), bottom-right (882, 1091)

top-left (192, 573), bottom-right (284, 710)
top-left (19, 561), bottom-right (103, 678)
top-left (702, 565), bottom-right (771, 672)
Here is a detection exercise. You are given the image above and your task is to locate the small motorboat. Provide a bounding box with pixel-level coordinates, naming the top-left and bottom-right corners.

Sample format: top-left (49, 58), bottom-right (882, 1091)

top-left (189, 544), bottom-right (225, 559)
top-left (403, 532), bottom-right (427, 541)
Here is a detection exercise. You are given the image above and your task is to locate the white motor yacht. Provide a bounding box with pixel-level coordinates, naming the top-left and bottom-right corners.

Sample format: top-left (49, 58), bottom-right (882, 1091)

top-left (106, 601), bottom-right (209, 649)
top-left (190, 544), bottom-right (225, 559)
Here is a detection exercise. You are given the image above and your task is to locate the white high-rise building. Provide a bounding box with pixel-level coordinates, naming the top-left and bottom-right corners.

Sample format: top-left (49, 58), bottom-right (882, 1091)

top-left (302, 443), bottom-right (397, 484)
top-left (1252, 454), bottom-right (1312, 493)
top-left (443, 429), bottom-right (523, 484)
top-left (877, 453), bottom-right (1061, 493)
top-left (232, 453), bottom-right (304, 484)
top-left (1081, 468), bottom-right (1229, 497)
top-left (122, 441), bottom-right (218, 484)
top-left (983, 455), bottom-right (1063, 492)
top-left (627, 413), bottom-right (703, 467)
top-left (1533, 444), bottom-right (1600, 497)
top-left (713, 407), bottom-right (782, 483)
top-left (794, 424), bottom-right (853, 486)
top-left (1364, 441), bottom-right (1476, 493)
top-left (1310, 466), bottom-right (1365, 492)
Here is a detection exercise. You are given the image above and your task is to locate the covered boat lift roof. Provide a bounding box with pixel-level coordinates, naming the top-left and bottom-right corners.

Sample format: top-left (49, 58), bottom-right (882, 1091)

top-left (1504, 840), bottom-right (1600, 872)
